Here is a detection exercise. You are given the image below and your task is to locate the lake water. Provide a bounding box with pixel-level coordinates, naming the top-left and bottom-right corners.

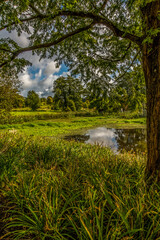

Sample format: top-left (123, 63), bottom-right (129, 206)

top-left (64, 127), bottom-right (146, 153)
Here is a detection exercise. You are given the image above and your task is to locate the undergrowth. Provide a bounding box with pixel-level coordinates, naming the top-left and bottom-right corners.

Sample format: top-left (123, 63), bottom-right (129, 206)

top-left (0, 112), bottom-right (98, 124)
top-left (0, 133), bottom-right (159, 240)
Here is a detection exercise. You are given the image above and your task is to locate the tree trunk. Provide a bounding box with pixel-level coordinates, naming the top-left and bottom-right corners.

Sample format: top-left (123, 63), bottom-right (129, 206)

top-left (141, 1), bottom-right (160, 180)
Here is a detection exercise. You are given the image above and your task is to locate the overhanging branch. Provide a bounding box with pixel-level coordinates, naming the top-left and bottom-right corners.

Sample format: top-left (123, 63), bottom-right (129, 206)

top-left (94, 42), bottom-right (132, 62)
top-left (0, 8), bottom-right (142, 45)
top-left (29, 3), bottom-right (44, 17)
top-left (0, 15), bottom-right (42, 31)
top-left (0, 48), bottom-right (13, 53)
top-left (114, 50), bottom-right (141, 82)
top-left (99, 0), bottom-right (109, 12)
top-left (0, 21), bottom-right (96, 68)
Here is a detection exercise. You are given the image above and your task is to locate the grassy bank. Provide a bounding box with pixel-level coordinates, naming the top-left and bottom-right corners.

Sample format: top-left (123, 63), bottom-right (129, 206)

top-left (0, 133), bottom-right (160, 240)
top-left (1, 110), bottom-right (146, 125)
top-left (0, 115), bottom-right (146, 137)
top-left (0, 112), bottom-right (149, 239)
top-left (1, 111), bottom-right (99, 124)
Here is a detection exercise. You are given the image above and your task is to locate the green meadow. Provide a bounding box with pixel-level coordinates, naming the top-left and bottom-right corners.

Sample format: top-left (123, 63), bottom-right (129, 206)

top-left (12, 111), bottom-right (55, 116)
top-left (1, 112), bottom-right (159, 240)
top-left (0, 111), bottom-right (146, 137)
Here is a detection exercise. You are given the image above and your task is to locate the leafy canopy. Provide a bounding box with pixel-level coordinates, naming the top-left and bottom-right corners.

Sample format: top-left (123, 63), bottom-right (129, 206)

top-left (53, 75), bottom-right (83, 111)
top-left (0, 0), bottom-right (150, 82)
top-left (0, 67), bottom-right (22, 118)
top-left (26, 90), bottom-right (40, 111)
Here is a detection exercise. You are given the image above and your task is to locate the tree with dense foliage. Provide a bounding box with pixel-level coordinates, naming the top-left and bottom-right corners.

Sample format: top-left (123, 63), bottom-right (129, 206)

top-left (87, 66), bottom-right (146, 113)
top-left (12, 93), bottom-right (25, 108)
top-left (117, 66), bottom-right (146, 113)
top-left (0, 68), bottom-right (22, 118)
top-left (46, 96), bottom-right (53, 105)
top-left (53, 75), bottom-right (83, 111)
top-left (40, 97), bottom-right (47, 105)
top-left (0, 0), bottom-right (160, 179)
top-left (26, 90), bottom-right (40, 111)
top-left (86, 79), bottom-right (110, 113)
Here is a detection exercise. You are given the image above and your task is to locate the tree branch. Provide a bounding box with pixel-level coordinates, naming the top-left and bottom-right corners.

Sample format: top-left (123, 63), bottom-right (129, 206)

top-left (29, 3), bottom-right (44, 17)
top-left (0, 15), bottom-right (42, 31)
top-left (44, 9), bottom-right (142, 45)
top-left (90, 0), bottom-right (109, 13)
top-left (0, 8), bottom-right (142, 45)
top-left (0, 48), bottom-right (13, 53)
top-left (94, 42), bottom-right (132, 62)
top-left (98, 0), bottom-right (109, 12)
top-left (114, 50), bottom-right (141, 82)
top-left (48, 10), bottom-right (142, 45)
top-left (96, 20), bottom-right (141, 46)
top-left (0, 21), bottom-right (96, 68)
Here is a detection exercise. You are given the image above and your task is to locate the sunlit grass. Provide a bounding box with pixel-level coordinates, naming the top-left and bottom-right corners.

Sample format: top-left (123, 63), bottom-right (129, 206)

top-left (0, 132), bottom-right (160, 240)
top-left (0, 112), bottom-right (148, 239)
top-left (12, 111), bottom-right (55, 116)
top-left (0, 116), bottom-right (146, 137)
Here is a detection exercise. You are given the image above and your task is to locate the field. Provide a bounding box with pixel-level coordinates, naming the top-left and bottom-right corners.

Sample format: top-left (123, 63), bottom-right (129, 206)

top-left (1, 111), bottom-right (159, 240)
top-left (0, 111), bottom-right (146, 137)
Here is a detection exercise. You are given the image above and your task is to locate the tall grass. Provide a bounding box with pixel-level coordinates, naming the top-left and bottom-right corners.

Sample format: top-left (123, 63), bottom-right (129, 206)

top-left (0, 133), bottom-right (159, 239)
top-left (0, 111), bottom-right (98, 124)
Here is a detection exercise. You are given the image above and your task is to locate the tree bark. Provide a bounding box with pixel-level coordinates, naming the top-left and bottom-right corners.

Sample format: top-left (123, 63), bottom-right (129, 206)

top-left (141, 1), bottom-right (160, 180)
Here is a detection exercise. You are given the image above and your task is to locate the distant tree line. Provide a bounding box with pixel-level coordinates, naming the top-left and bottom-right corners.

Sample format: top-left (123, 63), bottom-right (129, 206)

top-left (0, 66), bottom-right (146, 113)
top-left (52, 68), bottom-right (146, 114)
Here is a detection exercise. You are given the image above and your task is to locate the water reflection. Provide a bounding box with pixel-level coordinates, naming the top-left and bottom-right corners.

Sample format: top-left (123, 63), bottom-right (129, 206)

top-left (86, 128), bottom-right (118, 150)
top-left (64, 127), bottom-right (146, 153)
top-left (114, 128), bottom-right (146, 152)
top-left (64, 134), bottom-right (90, 142)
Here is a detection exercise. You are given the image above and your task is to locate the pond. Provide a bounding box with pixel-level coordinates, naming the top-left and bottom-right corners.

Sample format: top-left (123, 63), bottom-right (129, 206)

top-left (64, 127), bottom-right (146, 153)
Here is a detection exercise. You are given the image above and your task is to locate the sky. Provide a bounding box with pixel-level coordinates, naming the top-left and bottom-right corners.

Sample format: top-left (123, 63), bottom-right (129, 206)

top-left (1, 29), bottom-right (69, 98)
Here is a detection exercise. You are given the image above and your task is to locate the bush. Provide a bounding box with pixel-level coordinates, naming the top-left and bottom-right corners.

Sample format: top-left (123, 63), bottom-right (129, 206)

top-left (118, 111), bottom-right (145, 119)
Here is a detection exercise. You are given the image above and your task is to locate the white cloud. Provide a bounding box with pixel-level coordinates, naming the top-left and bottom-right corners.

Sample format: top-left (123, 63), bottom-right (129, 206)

top-left (20, 68), bottom-right (34, 88)
top-left (85, 127), bottom-right (118, 152)
top-left (20, 52), bottom-right (60, 77)
top-left (13, 31), bottom-right (29, 47)
top-left (35, 69), bottom-right (42, 78)
top-left (2, 29), bottom-right (68, 97)
top-left (19, 67), bottom-right (60, 97)
top-left (44, 61), bottom-right (59, 76)
top-left (1, 29), bottom-right (29, 47)
top-left (42, 74), bottom-right (57, 87)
